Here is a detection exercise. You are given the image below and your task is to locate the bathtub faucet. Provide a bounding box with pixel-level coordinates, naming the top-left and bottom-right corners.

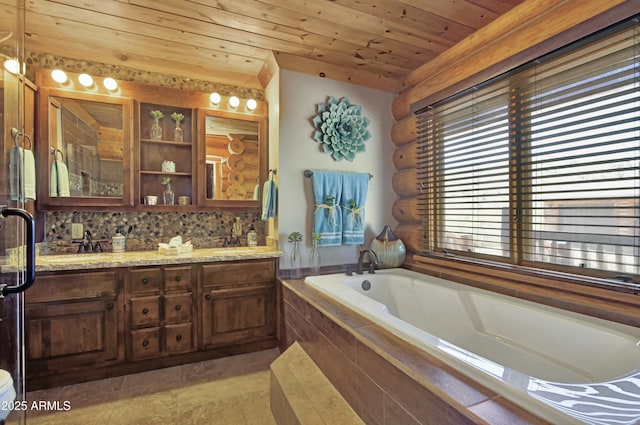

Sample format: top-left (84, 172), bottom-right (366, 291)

top-left (356, 249), bottom-right (380, 275)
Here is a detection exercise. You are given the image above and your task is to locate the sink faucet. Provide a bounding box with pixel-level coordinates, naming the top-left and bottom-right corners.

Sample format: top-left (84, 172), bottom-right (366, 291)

top-left (78, 230), bottom-right (94, 253)
top-left (356, 249), bottom-right (380, 274)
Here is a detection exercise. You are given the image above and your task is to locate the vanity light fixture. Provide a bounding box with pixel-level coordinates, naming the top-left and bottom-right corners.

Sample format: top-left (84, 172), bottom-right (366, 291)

top-left (229, 96), bottom-right (240, 108)
top-left (246, 98), bottom-right (257, 111)
top-left (78, 73), bottom-right (94, 88)
top-left (51, 69), bottom-right (68, 84)
top-left (103, 77), bottom-right (118, 91)
top-left (209, 92), bottom-right (221, 105)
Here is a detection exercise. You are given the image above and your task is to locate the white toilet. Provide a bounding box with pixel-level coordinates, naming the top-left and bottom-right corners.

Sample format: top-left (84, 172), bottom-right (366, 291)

top-left (0, 370), bottom-right (16, 423)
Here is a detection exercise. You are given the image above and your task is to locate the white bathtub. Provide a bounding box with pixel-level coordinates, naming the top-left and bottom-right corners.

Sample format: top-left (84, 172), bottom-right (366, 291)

top-left (304, 268), bottom-right (640, 425)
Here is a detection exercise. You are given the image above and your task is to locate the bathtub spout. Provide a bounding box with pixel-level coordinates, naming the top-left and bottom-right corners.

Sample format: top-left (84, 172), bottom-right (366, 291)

top-left (356, 249), bottom-right (380, 274)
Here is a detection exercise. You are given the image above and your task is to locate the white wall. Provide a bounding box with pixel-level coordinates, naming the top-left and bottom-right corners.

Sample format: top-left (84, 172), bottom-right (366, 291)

top-left (277, 70), bottom-right (397, 269)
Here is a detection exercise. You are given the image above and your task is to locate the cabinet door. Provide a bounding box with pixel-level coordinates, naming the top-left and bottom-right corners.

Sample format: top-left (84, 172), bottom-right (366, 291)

top-left (26, 297), bottom-right (119, 374)
top-left (201, 283), bottom-right (275, 348)
top-left (164, 322), bottom-right (193, 354)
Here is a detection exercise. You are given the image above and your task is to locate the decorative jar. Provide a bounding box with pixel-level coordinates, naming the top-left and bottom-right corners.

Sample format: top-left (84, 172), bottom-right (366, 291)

top-left (369, 225), bottom-right (406, 268)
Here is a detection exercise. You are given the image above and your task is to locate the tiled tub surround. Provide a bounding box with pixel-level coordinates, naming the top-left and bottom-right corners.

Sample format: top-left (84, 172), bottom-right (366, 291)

top-left (43, 210), bottom-right (264, 254)
top-left (281, 279), bottom-right (551, 425)
top-left (304, 270), bottom-right (640, 425)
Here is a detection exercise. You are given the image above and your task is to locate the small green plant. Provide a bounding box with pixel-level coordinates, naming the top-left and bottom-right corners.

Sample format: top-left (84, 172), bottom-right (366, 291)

top-left (150, 110), bottom-right (164, 120)
top-left (171, 112), bottom-right (184, 123)
top-left (312, 232), bottom-right (322, 244)
top-left (287, 231), bottom-right (302, 243)
top-left (161, 176), bottom-right (172, 186)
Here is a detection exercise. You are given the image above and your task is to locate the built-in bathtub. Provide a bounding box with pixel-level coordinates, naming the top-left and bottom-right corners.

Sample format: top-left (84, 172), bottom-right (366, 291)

top-left (304, 268), bottom-right (640, 425)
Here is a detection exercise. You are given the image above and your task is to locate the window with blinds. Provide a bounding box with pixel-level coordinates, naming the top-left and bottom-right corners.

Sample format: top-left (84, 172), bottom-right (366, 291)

top-left (416, 16), bottom-right (640, 281)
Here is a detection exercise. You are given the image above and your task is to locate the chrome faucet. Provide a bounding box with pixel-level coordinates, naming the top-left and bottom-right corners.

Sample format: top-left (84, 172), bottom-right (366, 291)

top-left (78, 230), bottom-right (93, 253)
top-left (356, 249), bottom-right (380, 274)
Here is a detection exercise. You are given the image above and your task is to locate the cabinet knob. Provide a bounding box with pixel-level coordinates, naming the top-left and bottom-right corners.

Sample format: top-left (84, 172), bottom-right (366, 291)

top-left (205, 294), bottom-right (212, 300)
top-left (106, 302), bottom-right (114, 310)
top-left (176, 334), bottom-right (182, 342)
top-left (142, 278), bottom-right (149, 284)
top-left (142, 308), bottom-right (149, 315)
top-left (142, 339), bottom-right (149, 347)
top-left (175, 304), bottom-right (181, 311)
top-left (175, 275), bottom-right (182, 282)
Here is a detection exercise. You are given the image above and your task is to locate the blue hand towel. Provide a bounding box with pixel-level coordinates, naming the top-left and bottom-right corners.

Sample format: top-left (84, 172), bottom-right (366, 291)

top-left (261, 179), bottom-right (277, 220)
top-left (312, 171), bottom-right (342, 246)
top-left (10, 146), bottom-right (36, 202)
top-left (341, 172), bottom-right (369, 244)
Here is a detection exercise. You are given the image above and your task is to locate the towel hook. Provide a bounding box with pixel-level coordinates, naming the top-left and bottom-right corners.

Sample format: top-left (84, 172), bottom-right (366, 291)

top-left (11, 128), bottom-right (32, 150)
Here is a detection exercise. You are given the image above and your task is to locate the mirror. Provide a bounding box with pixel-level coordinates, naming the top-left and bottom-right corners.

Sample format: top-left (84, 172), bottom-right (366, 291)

top-left (38, 88), bottom-right (132, 207)
top-left (198, 110), bottom-right (267, 204)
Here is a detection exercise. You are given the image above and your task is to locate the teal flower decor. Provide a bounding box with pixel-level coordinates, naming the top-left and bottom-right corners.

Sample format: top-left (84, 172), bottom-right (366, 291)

top-left (312, 96), bottom-right (371, 162)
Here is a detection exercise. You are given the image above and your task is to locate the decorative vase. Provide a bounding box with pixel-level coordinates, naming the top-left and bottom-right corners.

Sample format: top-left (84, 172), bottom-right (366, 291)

top-left (173, 122), bottom-right (183, 143)
top-left (369, 225), bottom-right (406, 269)
top-left (290, 241), bottom-right (302, 279)
top-left (151, 118), bottom-right (162, 141)
top-left (163, 183), bottom-right (175, 205)
top-left (310, 242), bottom-right (321, 275)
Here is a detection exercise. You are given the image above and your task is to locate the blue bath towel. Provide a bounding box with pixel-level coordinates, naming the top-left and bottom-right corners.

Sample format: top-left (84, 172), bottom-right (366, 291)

top-left (261, 179), bottom-right (277, 220)
top-left (312, 171), bottom-right (342, 246)
top-left (341, 172), bottom-right (369, 244)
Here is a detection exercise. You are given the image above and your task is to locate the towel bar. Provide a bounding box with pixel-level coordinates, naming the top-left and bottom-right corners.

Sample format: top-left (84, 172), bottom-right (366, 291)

top-left (304, 169), bottom-right (372, 179)
top-left (50, 148), bottom-right (64, 161)
top-left (11, 128), bottom-right (32, 150)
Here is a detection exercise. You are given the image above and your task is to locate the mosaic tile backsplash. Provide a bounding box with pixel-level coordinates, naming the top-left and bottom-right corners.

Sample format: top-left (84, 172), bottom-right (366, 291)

top-left (44, 210), bottom-right (264, 254)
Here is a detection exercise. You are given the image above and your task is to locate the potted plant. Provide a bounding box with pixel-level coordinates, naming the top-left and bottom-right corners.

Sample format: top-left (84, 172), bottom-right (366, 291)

top-left (287, 231), bottom-right (303, 278)
top-left (161, 176), bottom-right (174, 205)
top-left (149, 110), bottom-right (164, 141)
top-left (171, 112), bottom-right (185, 142)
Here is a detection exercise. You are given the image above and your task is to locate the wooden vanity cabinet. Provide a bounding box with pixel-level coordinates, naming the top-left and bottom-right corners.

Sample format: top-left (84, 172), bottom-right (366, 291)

top-left (199, 259), bottom-right (276, 348)
top-left (125, 265), bottom-right (195, 360)
top-left (25, 270), bottom-right (123, 378)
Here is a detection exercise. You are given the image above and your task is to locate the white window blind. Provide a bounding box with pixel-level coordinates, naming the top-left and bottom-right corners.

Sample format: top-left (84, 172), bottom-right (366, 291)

top-left (416, 17), bottom-right (640, 280)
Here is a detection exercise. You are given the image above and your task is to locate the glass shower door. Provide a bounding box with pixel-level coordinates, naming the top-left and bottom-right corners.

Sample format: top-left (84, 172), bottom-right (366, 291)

top-left (1, 0), bottom-right (30, 424)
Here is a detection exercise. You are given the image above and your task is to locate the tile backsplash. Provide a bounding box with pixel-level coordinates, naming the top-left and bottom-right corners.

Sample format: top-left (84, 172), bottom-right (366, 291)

top-left (44, 210), bottom-right (264, 254)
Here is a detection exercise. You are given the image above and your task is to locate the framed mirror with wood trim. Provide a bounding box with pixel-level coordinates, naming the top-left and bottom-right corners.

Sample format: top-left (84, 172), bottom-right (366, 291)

top-left (36, 84), bottom-right (133, 208)
top-left (197, 109), bottom-right (267, 208)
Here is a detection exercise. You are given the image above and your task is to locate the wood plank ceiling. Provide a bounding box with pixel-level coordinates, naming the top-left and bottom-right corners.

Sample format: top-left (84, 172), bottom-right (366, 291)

top-left (19, 0), bottom-right (526, 92)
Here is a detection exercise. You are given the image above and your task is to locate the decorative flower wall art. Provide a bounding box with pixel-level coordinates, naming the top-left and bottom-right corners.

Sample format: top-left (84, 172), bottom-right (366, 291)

top-left (312, 96), bottom-right (371, 162)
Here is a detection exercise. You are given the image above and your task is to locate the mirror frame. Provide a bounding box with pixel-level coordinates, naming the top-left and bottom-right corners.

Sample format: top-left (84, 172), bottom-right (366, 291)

top-left (197, 108), bottom-right (268, 208)
top-left (37, 86), bottom-right (133, 208)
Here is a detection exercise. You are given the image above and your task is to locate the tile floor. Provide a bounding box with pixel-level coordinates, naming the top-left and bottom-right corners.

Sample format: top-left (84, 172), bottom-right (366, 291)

top-left (7, 348), bottom-right (280, 425)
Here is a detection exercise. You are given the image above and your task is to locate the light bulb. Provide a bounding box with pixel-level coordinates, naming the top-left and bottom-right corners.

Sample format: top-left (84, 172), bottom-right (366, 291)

top-left (78, 73), bottom-right (93, 87)
top-left (103, 77), bottom-right (118, 91)
top-left (229, 96), bottom-right (240, 108)
top-left (3, 59), bottom-right (19, 74)
top-left (209, 92), bottom-right (221, 105)
top-left (246, 99), bottom-right (257, 111)
top-left (51, 69), bottom-right (68, 84)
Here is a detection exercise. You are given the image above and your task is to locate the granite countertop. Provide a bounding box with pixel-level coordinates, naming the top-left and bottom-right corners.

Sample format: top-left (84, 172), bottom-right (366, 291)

top-left (27, 246), bottom-right (282, 272)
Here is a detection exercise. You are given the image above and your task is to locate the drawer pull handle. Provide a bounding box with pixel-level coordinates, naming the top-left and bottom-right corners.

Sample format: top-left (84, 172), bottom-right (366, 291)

top-left (142, 339), bottom-right (149, 347)
top-left (106, 302), bottom-right (114, 310)
top-left (175, 304), bottom-right (181, 311)
top-left (175, 275), bottom-right (182, 281)
top-left (142, 308), bottom-right (149, 315)
top-left (142, 278), bottom-right (148, 284)
top-left (176, 334), bottom-right (182, 342)
top-left (205, 294), bottom-right (212, 300)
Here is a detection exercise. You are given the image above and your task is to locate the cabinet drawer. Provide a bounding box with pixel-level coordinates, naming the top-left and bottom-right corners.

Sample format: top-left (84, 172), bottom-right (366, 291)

top-left (164, 293), bottom-right (192, 324)
top-left (128, 267), bottom-right (162, 294)
top-left (129, 296), bottom-right (161, 327)
top-left (129, 327), bottom-right (161, 360)
top-left (28, 270), bottom-right (118, 303)
top-left (164, 266), bottom-right (192, 292)
top-left (200, 259), bottom-right (275, 287)
top-left (164, 322), bottom-right (193, 354)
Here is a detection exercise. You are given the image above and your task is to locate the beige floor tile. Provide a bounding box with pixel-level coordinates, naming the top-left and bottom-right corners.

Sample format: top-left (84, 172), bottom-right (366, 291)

top-left (180, 396), bottom-right (247, 425)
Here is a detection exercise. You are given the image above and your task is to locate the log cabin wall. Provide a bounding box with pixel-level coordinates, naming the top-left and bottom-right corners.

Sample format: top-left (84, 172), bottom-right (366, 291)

top-left (390, 0), bottom-right (638, 255)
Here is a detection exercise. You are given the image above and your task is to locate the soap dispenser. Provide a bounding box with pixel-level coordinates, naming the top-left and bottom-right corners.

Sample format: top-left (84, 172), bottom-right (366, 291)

top-left (247, 224), bottom-right (258, 247)
top-left (112, 226), bottom-right (126, 253)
